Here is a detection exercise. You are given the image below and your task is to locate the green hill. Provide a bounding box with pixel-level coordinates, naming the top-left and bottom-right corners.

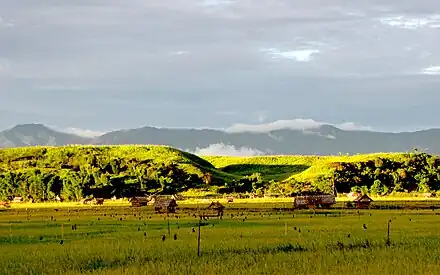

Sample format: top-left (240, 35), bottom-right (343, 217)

top-left (0, 145), bottom-right (234, 201)
top-left (1, 146), bottom-right (439, 201)
top-left (204, 152), bottom-right (440, 195)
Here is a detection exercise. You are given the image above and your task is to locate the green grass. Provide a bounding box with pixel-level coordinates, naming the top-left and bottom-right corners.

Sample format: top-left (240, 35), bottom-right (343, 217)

top-left (2, 202), bottom-right (440, 274)
top-left (0, 145), bottom-right (215, 177)
top-left (203, 153), bottom-right (410, 182)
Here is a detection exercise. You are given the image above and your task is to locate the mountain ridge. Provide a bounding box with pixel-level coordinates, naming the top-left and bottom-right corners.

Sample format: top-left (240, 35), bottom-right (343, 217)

top-left (1, 123), bottom-right (440, 155)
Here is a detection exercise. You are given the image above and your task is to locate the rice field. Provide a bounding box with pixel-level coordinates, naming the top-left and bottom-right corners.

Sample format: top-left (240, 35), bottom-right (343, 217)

top-left (2, 201), bottom-right (440, 275)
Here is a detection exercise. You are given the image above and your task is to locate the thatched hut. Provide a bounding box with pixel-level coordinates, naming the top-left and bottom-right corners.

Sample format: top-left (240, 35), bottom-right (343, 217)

top-left (207, 201), bottom-right (225, 217)
top-left (422, 193), bottom-right (434, 198)
top-left (12, 197), bottom-right (23, 203)
top-left (153, 199), bottom-right (178, 213)
top-left (130, 197), bottom-right (149, 207)
top-left (80, 198), bottom-right (93, 205)
top-left (93, 198), bottom-right (104, 205)
top-left (353, 194), bottom-right (373, 209)
top-left (347, 192), bottom-right (361, 200)
top-left (293, 194), bottom-right (336, 209)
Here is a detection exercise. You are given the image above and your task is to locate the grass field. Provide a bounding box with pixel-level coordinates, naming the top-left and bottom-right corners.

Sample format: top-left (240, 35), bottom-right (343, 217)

top-left (2, 201), bottom-right (440, 274)
top-left (203, 152), bottom-right (410, 182)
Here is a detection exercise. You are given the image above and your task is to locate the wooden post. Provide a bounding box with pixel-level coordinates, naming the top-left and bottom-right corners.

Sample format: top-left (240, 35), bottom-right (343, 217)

top-left (167, 219), bottom-right (170, 238)
top-left (387, 220), bottom-right (391, 246)
top-left (61, 224), bottom-right (64, 239)
top-left (197, 219), bottom-right (201, 256)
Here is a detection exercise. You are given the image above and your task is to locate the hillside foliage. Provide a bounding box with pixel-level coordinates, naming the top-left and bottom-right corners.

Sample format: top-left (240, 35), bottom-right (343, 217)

top-left (0, 146), bottom-right (439, 201)
top-left (0, 146), bottom-right (220, 201)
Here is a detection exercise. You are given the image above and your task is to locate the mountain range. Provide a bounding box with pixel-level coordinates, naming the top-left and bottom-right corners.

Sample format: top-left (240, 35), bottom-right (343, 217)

top-left (1, 123), bottom-right (439, 155)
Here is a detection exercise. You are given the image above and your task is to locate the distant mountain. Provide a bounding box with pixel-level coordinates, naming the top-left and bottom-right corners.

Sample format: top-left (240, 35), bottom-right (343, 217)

top-left (1, 123), bottom-right (440, 155)
top-left (0, 124), bottom-right (91, 147)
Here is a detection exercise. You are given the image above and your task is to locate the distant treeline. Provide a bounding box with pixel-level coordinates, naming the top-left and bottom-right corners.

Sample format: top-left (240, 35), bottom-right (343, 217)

top-left (332, 152), bottom-right (440, 195)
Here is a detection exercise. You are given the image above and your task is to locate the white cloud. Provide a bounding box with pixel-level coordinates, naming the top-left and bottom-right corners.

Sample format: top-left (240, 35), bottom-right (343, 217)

top-left (379, 14), bottom-right (440, 29)
top-left (261, 48), bottom-right (320, 62)
top-left (337, 122), bottom-right (373, 131)
top-left (191, 143), bottom-right (264, 156)
top-left (0, 16), bottom-right (15, 28)
top-left (421, 66), bottom-right (440, 75)
top-left (171, 51), bottom-right (190, 55)
top-left (62, 127), bottom-right (104, 138)
top-left (225, 118), bottom-right (372, 133)
top-left (303, 130), bottom-right (337, 140)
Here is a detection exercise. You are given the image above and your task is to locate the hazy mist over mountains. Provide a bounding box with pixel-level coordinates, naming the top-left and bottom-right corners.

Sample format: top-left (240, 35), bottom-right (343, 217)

top-left (1, 122), bottom-right (439, 156)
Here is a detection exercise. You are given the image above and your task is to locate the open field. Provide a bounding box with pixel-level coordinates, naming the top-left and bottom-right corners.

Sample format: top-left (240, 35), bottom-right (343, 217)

top-left (2, 202), bottom-right (440, 274)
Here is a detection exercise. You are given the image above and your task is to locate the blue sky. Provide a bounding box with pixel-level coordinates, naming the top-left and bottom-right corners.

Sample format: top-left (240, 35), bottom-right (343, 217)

top-left (1, 0), bottom-right (440, 136)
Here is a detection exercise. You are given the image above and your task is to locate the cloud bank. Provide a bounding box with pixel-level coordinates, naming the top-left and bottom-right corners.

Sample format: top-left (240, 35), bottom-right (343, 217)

top-left (225, 118), bottom-right (373, 133)
top-left (190, 143), bottom-right (265, 156)
top-left (62, 127), bottom-right (105, 138)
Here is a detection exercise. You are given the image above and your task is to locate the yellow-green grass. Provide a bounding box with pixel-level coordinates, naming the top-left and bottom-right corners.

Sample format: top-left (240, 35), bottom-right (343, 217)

top-left (0, 145), bottom-right (212, 176)
top-left (2, 204), bottom-right (440, 274)
top-left (203, 153), bottom-right (410, 182)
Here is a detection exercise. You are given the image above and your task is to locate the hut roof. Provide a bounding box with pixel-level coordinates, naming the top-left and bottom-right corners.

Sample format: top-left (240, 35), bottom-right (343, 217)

top-left (353, 194), bottom-right (373, 202)
top-left (153, 199), bottom-right (177, 208)
top-left (131, 197), bottom-right (149, 202)
top-left (207, 201), bottom-right (225, 210)
top-left (347, 192), bottom-right (361, 199)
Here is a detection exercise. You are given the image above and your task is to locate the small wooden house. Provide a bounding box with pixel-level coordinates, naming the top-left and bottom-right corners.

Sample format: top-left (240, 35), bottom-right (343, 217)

top-left (13, 197), bottom-right (23, 203)
top-left (347, 192), bottom-right (361, 200)
top-left (80, 198), bottom-right (93, 205)
top-left (293, 194), bottom-right (336, 209)
top-left (153, 199), bottom-right (178, 213)
top-left (207, 201), bottom-right (225, 217)
top-left (130, 197), bottom-right (149, 207)
top-left (93, 198), bottom-right (104, 205)
top-left (353, 194), bottom-right (373, 209)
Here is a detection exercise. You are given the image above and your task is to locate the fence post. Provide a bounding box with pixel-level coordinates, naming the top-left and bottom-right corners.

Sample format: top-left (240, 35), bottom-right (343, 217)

top-left (61, 224), bottom-right (64, 239)
top-left (386, 220), bottom-right (391, 246)
top-left (197, 219), bottom-right (201, 256)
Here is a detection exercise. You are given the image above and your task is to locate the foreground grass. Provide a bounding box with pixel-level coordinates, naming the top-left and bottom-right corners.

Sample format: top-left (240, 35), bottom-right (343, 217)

top-left (2, 202), bottom-right (440, 274)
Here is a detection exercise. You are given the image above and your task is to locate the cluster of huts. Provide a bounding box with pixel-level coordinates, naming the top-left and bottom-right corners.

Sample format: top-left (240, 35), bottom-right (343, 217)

top-left (129, 196), bottom-right (226, 217)
top-left (292, 193), bottom-right (373, 209)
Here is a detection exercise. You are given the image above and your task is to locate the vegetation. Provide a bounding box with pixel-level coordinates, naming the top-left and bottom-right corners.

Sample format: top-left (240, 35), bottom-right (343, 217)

top-left (2, 203), bottom-right (440, 274)
top-left (0, 146), bottom-right (228, 201)
top-left (1, 146), bottom-right (440, 201)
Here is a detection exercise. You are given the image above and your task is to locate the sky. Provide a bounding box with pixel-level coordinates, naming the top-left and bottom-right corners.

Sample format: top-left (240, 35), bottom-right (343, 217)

top-left (1, 0), bottom-right (440, 136)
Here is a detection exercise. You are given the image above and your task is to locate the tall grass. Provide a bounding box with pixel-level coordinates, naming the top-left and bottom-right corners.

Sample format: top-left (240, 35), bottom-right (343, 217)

top-left (2, 203), bottom-right (440, 274)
